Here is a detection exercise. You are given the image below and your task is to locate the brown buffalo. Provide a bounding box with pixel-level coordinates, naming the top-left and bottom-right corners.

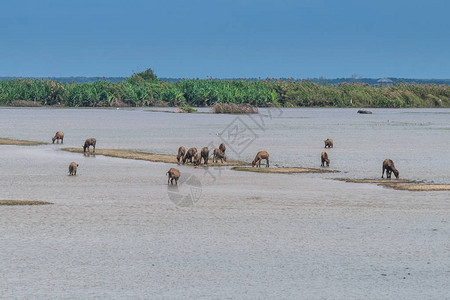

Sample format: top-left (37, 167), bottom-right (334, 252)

top-left (177, 146), bottom-right (186, 163)
top-left (83, 138), bottom-right (96, 153)
top-left (201, 147), bottom-right (210, 165)
top-left (69, 162), bottom-right (78, 176)
top-left (382, 159), bottom-right (399, 179)
top-left (324, 138), bottom-right (333, 148)
top-left (52, 131), bottom-right (64, 144)
top-left (219, 142), bottom-right (226, 154)
top-left (213, 148), bottom-right (226, 163)
top-left (167, 168), bottom-right (180, 185)
top-left (183, 147), bottom-right (197, 164)
top-left (252, 151), bottom-right (269, 168)
top-left (193, 152), bottom-right (202, 166)
top-left (321, 151), bottom-right (330, 167)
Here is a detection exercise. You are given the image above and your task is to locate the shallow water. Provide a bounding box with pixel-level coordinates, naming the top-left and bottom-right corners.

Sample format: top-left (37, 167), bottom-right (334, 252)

top-left (0, 107), bottom-right (449, 299)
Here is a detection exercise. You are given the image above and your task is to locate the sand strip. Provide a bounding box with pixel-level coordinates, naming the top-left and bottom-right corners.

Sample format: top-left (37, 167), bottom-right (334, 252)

top-left (0, 200), bottom-right (52, 206)
top-left (335, 178), bottom-right (419, 184)
top-left (334, 178), bottom-right (450, 191)
top-left (61, 148), bottom-right (248, 167)
top-left (391, 184), bottom-right (450, 191)
top-left (232, 166), bottom-right (339, 174)
top-left (0, 138), bottom-right (46, 146)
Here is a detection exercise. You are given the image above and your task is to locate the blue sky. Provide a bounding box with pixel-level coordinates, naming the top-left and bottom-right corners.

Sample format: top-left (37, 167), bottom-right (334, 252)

top-left (1, 0), bottom-right (449, 78)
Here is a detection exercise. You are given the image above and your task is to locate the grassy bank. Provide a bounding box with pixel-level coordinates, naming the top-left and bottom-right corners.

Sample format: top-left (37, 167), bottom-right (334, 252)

top-left (1, 69), bottom-right (449, 108)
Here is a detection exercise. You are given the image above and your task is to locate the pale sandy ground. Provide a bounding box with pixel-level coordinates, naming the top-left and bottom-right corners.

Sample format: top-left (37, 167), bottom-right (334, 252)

top-left (0, 146), bottom-right (449, 299)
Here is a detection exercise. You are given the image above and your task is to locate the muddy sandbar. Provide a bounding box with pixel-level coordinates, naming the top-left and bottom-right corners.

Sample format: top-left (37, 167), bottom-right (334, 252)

top-left (335, 178), bottom-right (450, 191)
top-left (232, 166), bottom-right (339, 174)
top-left (0, 137), bottom-right (46, 146)
top-left (0, 200), bottom-right (52, 206)
top-left (61, 148), bottom-right (248, 166)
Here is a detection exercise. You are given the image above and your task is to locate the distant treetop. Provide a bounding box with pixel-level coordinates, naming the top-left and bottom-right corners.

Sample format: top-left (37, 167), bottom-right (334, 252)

top-left (131, 68), bottom-right (157, 81)
top-left (136, 68), bottom-right (158, 81)
top-left (126, 68), bottom-right (158, 84)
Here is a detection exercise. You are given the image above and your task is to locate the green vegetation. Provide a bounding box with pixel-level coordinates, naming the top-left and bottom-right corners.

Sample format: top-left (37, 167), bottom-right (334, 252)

top-left (178, 104), bottom-right (197, 113)
top-left (1, 69), bottom-right (449, 108)
top-left (212, 103), bottom-right (258, 114)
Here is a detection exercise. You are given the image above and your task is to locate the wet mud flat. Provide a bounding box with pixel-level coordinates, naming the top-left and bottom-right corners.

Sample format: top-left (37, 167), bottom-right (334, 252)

top-left (232, 166), bottom-right (339, 174)
top-left (0, 137), bottom-right (46, 146)
top-left (335, 178), bottom-right (450, 191)
top-left (2, 107), bottom-right (450, 298)
top-left (61, 147), bottom-right (248, 167)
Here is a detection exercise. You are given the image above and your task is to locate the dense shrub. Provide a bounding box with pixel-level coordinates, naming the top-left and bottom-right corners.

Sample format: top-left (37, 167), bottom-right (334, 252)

top-left (212, 103), bottom-right (258, 114)
top-left (1, 69), bottom-right (449, 108)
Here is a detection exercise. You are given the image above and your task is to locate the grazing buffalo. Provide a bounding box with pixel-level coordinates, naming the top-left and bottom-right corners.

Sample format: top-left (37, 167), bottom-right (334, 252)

top-left (177, 146), bottom-right (186, 163)
top-left (213, 148), bottom-right (226, 163)
top-left (193, 152), bottom-right (202, 166)
top-left (183, 147), bottom-right (197, 164)
top-left (83, 138), bottom-right (96, 153)
top-left (52, 131), bottom-right (64, 144)
top-left (201, 147), bottom-right (209, 165)
top-left (252, 151), bottom-right (269, 168)
top-left (167, 168), bottom-right (180, 185)
top-left (382, 159), bottom-right (399, 179)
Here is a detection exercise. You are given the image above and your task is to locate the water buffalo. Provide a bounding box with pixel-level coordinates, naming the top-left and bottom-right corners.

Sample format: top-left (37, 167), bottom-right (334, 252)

top-left (321, 151), bottom-right (330, 167)
top-left (177, 146), bottom-right (186, 163)
top-left (357, 110), bottom-right (372, 114)
top-left (382, 159), bottom-right (399, 179)
top-left (69, 162), bottom-right (78, 176)
top-left (167, 168), bottom-right (180, 185)
top-left (252, 150), bottom-right (269, 168)
top-left (219, 142), bottom-right (226, 154)
top-left (201, 147), bottom-right (209, 165)
top-left (213, 148), bottom-right (226, 163)
top-left (324, 138), bottom-right (333, 148)
top-left (83, 138), bottom-right (96, 153)
top-left (52, 131), bottom-right (64, 144)
top-left (193, 152), bottom-right (202, 166)
top-left (183, 147), bottom-right (197, 164)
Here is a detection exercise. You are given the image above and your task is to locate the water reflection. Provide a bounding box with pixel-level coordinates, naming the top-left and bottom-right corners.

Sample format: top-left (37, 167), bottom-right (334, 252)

top-left (83, 152), bottom-right (96, 158)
